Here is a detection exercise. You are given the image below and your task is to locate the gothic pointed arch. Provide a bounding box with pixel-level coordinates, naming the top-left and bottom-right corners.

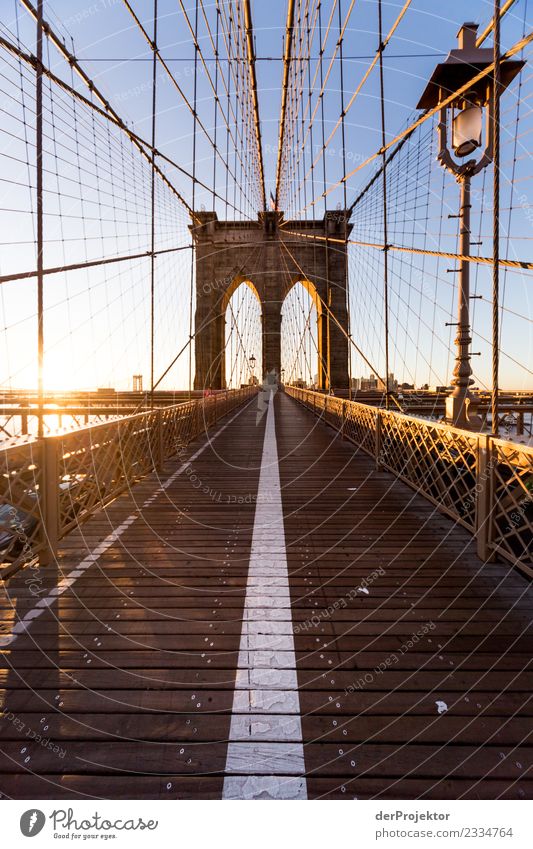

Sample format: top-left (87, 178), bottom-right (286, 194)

top-left (192, 211), bottom-right (350, 392)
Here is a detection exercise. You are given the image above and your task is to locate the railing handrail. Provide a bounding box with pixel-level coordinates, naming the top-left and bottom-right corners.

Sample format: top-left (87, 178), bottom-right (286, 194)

top-left (0, 395), bottom-right (229, 447)
top-left (286, 385), bottom-right (533, 455)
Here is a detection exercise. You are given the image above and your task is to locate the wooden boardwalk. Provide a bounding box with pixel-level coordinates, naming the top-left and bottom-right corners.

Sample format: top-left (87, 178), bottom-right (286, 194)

top-left (0, 391), bottom-right (532, 799)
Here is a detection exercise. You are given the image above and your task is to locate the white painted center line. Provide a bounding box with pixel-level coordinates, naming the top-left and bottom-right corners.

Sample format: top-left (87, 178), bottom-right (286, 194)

top-left (223, 390), bottom-right (308, 801)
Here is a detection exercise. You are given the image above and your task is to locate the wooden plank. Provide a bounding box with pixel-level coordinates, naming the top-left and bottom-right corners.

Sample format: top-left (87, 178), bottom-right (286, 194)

top-left (0, 741), bottom-right (531, 779)
top-left (2, 686), bottom-right (532, 716)
top-left (3, 773), bottom-right (530, 801)
top-left (1, 712), bottom-right (531, 746)
top-left (1, 391), bottom-right (532, 799)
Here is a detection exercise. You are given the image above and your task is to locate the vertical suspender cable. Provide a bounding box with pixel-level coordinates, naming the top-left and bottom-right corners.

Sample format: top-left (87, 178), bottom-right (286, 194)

top-left (212, 5), bottom-right (220, 211)
top-left (150, 0), bottom-right (158, 408)
top-left (275, 0), bottom-right (296, 209)
top-left (303, 4), bottom-right (310, 220)
top-left (243, 0), bottom-right (267, 211)
top-left (36, 0), bottom-right (44, 437)
top-left (378, 0), bottom-right (391, 409)
top-left (318, 2), bottom-right (330, 391)
top-left (229, 4), bottom-right (240, 217)
top-left (231, 4), bottom-right (237, 216)
top-left (301, 8), bottom-right (310, 219)
top-left (189, 0), bottom-right (199, 398)
top-left (492, 0), bottom-right (501, 434)
top-left (308, 9), bottom-right (319, 386)
top-left (225, 4), bottom-right (231, 221)
top-left (338, 0), bottom-right (351, 399)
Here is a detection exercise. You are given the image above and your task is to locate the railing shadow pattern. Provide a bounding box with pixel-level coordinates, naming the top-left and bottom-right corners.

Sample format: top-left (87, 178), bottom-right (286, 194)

top-left (286, 386), bottom-right (533, 576)
top-left (1, 388), bottom-right (256, 577)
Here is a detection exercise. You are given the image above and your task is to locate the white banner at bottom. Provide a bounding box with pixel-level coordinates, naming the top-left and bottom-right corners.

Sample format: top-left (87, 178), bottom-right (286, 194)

top-left (0, 799), bottom-right (530, 848)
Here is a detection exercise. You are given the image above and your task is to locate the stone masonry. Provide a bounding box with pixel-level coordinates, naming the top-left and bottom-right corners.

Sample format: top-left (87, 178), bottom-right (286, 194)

top-left (192, 210), bottom-right (352, 392)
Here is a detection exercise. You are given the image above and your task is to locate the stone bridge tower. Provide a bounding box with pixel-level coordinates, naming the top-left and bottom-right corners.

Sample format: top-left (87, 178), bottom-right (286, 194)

top-left (192, 210), bottom-right (352, 392)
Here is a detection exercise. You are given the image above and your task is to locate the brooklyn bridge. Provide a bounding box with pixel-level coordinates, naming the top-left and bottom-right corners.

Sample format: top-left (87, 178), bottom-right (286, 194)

top-left (0, 0), bottom-right (532, 801)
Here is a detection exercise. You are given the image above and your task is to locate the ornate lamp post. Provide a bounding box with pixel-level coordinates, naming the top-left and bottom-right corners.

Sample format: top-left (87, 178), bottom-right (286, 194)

top-left (417, 23), bottom-right (523, 429)
top-left (249, 354), bottom-right (256, 384)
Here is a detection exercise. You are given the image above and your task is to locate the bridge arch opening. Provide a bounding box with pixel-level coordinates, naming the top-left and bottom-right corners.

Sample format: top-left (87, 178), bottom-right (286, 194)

top-left (193, 212), bottom-right (350, 392)
top-left (223, 278), bottom-right (262, 389)
top-left (281, 279), bottom-right (326, 389)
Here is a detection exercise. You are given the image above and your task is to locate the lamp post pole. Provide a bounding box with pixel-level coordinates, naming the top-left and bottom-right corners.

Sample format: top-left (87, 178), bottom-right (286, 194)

top-left (416, 21), bottom-right (523, 431)
top-left (446, 174), bottom-right (480, 428)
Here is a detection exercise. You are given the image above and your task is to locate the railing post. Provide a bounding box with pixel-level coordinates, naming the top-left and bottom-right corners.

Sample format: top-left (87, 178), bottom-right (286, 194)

top-left (40, 437), bottom-right (58, 566)
top-left (475, 434), bottom-right (495, 562)
top-left (341, 400), bottom-right (347, 438)
top-left (196, 398), bottom-right (202, 438)
top-left (375, 409), bottom-right (382, 470)
top-left (155, 409), bottom-right (164, 473)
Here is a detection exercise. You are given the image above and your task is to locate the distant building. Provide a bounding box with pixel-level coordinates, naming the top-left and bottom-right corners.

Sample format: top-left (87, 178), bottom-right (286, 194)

top-left (352, 373), bottom-right (402, 392)
top-left (377, 373), bottom-right (398, 392)
top-left (132, 374), bottom-right (143, 392)
top-left (360, 374), bottom-right (378, 391)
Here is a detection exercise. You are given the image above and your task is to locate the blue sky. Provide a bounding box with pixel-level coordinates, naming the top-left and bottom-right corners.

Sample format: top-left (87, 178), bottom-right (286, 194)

top-left (0, 0), bottom-right (531, 390)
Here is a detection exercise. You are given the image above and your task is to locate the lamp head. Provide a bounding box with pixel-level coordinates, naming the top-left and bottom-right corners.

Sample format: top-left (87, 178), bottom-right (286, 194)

top-left (416, 22), bottom-right (524, 110)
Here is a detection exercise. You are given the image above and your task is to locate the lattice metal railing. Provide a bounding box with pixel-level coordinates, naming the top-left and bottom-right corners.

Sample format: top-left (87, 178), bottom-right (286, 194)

top-left (0, 387), bottom-right (255, 576)
top-left (379, 411), bottom-right (479, 530)
top-left (324, 396), bottom-right (343, 430)
top-left (0, 441), bottom-right (45, 571)
top-left (160, 401), bottom-right (197, 457)
top-left (55, 410), bottom-right (161, 537)
top-left (490, 439), bottom-right (533, 568)
top-left (286, 385), bottom-right (532, 575)
top-left (344, 401), bottom-right (379, 457)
